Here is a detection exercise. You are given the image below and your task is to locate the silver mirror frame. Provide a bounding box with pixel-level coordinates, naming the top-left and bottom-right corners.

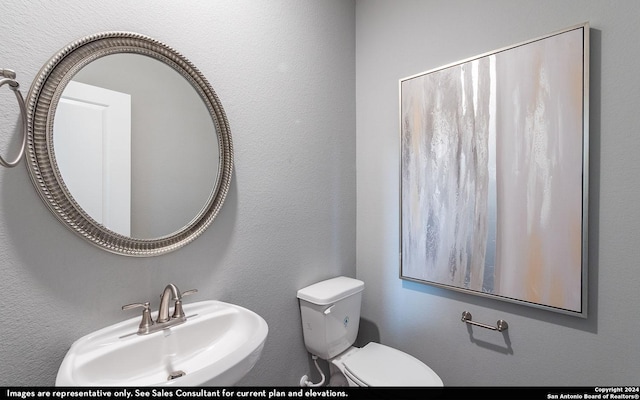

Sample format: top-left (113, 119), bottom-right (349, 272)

top-left (25, 32), bottom-right (233, 257)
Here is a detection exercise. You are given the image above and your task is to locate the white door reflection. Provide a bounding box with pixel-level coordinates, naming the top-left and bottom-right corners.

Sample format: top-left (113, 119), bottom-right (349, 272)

top-left (54, 81), bottom-right (132, 236)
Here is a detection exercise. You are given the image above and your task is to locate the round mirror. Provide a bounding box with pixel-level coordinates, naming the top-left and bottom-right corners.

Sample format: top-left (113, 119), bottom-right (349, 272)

top-left (26, 32), bottom-right (233, 256)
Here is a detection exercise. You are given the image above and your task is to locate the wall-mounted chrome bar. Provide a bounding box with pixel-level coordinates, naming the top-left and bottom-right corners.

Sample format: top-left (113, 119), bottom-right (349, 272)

top-left (0, 68), bottom-right (27, 168)
top-left (461, 311), bottom-right (508, 332)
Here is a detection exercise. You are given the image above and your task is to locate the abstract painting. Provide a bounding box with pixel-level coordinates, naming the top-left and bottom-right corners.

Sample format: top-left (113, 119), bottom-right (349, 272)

top-left (400, 23), bottom-right (589, 317)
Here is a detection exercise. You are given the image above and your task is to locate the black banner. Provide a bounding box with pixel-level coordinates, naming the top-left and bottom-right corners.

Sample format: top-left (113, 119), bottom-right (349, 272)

top-left (3, 387), bottom-right (639, 400)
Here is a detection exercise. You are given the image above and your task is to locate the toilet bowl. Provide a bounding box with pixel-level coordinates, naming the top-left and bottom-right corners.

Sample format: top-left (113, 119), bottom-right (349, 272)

top-left (297, 276), bottom-right (443, 387)
top-left (329, 343), bottom-right (443, 387)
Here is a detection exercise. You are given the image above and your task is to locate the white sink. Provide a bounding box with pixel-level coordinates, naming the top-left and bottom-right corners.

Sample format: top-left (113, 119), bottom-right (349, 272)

top-left (56, 300), bottom-right (268, 386)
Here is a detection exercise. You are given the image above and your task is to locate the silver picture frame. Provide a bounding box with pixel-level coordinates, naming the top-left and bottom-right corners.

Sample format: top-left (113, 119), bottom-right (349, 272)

top-left (399, 23), bottom-right (589, 317)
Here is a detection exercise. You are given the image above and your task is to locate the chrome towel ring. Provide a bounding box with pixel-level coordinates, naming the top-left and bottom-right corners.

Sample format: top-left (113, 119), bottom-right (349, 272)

top-left (0, 68), bottom-right (27, 168)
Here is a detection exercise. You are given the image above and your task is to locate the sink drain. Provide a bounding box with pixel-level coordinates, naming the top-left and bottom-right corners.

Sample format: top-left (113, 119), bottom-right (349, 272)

top-left (168, 370), bottom-right (186, 381)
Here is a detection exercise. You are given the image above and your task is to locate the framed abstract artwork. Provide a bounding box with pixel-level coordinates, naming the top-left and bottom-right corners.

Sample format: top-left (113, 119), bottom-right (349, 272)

top-left (399, 23), bottom-right (589, 317)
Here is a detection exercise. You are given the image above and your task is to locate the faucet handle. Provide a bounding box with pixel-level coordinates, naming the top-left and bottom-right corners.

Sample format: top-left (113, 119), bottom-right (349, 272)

top-left (172, 289), bottom-right (197, 319)
top-left (181, 289), bottom-right (198, 299)
top-left (122, 301), bottom-right (150, 311)
top-left (122, 301), bottom-right (154, 333)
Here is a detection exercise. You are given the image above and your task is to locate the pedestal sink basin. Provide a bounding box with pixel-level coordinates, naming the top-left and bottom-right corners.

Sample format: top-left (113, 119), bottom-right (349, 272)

top-left (56, 300), bottom-right (268, 386)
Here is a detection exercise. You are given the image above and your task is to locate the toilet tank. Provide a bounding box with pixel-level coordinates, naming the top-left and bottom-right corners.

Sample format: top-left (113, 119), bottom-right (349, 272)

top-left (297, 276), bottom-right (364, 359)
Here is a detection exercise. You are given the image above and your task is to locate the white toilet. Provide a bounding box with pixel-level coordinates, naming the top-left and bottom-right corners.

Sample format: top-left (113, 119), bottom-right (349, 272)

top-left (297, 276), bottom-right (443, 387)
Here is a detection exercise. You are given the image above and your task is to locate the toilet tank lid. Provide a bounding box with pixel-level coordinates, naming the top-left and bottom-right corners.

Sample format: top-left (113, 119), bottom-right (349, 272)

top-left (297, 276), bottom-right (364, 305)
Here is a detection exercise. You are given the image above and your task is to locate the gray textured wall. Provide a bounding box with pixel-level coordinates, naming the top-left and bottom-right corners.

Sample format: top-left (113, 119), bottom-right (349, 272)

top-left (356, 0), bottom-right (640, 386)
top-left (0, 0), bottom-right (355, 386)
top-left (2, 0), bottom-right (638, 388)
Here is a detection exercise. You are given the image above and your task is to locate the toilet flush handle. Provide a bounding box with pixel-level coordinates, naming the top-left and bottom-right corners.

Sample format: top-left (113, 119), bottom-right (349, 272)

top-left (323, 305), bottom-right (335, 315)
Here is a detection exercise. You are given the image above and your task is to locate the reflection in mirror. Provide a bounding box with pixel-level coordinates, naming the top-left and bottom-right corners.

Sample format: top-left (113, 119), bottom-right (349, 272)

top-left (54, 54), bottom-right (220, 239)
top-left (26, 32), bottom-right (233, 256)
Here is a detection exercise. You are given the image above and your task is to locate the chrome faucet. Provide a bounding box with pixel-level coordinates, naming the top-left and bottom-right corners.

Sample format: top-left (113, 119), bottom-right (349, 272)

top-left (122, 284), bottom-right (197, 335)
top-left (157, 283), bottom-right (180, 323)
